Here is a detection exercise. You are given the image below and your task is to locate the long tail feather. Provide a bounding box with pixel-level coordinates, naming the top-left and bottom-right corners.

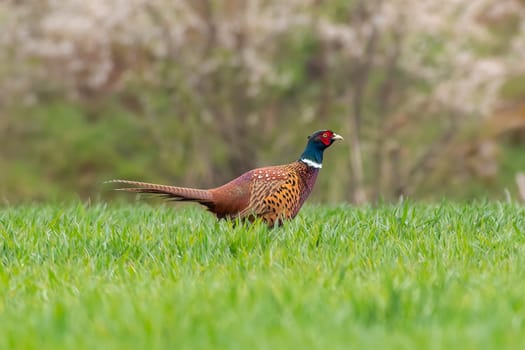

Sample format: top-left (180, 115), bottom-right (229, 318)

top-left (106, 179), bottom-right (214, 205)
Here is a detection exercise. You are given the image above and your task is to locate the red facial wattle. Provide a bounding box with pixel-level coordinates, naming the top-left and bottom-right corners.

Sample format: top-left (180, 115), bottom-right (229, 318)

top-left (318, 131), bottom-right (333, 146)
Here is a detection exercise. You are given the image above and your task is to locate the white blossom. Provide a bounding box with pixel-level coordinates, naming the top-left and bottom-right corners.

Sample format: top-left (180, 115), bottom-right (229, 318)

top-left (0, 0), bottom-right (523, 113)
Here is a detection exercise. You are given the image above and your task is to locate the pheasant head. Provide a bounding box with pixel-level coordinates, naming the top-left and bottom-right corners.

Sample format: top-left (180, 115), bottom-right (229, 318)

top-left (299, 130), bottom-right (344, 168)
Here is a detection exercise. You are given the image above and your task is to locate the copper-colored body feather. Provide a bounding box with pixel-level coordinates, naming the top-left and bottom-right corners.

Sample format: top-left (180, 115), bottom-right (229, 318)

top-left (109, 161), bottom-right (318, 227)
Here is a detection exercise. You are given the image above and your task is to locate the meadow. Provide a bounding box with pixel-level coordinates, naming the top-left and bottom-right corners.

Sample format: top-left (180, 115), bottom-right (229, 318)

top-left (1, 202), bottom-right (524, 349)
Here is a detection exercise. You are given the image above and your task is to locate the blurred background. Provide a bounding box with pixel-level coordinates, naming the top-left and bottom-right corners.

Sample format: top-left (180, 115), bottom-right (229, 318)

top-left (1, 0), bottom-right (525, 205)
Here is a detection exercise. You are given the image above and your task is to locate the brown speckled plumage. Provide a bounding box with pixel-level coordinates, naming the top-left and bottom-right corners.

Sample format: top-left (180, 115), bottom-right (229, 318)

top-left (108, 130), bottom-right (342, 227)
top-left (237, 162), bottom-right (319, 226)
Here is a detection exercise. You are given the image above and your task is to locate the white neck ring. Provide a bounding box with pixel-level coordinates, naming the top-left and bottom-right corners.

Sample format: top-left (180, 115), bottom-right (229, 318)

top-left (300, 158), bottom-right (322, 169)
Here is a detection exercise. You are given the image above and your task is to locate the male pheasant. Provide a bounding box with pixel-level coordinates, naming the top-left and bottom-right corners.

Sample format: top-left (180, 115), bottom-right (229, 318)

top-left (108, 130), bottom-right (343, 227)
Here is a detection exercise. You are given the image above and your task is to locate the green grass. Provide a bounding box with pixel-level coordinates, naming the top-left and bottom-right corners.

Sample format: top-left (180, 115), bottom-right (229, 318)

top-left (1, 202), bottom-right (525, 349)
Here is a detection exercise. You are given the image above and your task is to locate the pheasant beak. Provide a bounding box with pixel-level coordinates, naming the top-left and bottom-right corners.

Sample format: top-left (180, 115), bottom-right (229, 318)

top-left (331, 133), bottom-right (344, 141)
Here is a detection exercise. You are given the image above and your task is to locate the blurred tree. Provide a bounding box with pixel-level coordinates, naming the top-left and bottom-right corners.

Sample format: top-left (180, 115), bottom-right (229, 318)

top-left (1, 0), bottom-right (524, 203)
top-left (313, 0), bottom-right (525, 201)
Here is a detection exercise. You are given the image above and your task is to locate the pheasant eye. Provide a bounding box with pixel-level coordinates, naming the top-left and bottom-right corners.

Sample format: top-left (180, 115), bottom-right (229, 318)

top-left (322, 133), bottom-right (328, 138)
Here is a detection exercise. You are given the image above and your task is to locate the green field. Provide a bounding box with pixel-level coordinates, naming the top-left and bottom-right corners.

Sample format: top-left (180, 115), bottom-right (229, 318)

top-left (1, 202), bottom-right (524, 349)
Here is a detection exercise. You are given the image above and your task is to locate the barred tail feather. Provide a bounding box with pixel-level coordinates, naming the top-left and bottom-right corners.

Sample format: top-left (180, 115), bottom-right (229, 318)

top-left (106, 179), bottom-right (214, 206)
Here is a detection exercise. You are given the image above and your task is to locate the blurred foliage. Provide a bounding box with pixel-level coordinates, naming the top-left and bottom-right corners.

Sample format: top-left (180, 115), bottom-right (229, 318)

top-left (1, 0), bottom-right (525, 204)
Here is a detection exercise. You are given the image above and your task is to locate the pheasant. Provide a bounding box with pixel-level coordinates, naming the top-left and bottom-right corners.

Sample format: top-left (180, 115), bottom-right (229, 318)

top-left (108, 130), bottom-right (343, 227)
